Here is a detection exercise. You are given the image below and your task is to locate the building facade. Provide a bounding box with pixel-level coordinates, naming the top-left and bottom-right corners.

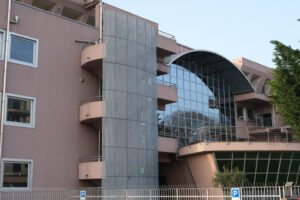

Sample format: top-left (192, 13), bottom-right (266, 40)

top-left (0, 0), bottom-right (298, 190)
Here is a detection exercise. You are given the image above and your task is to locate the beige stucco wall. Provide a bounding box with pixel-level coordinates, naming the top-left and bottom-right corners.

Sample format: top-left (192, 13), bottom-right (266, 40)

top-left (186, 153), bottom-right (218, 188)
top-left (157, 83), bottom-right (178, 102)
top-left (158, 137), bottom-right (178, 153)
top-left (0, 1), bottom-right (100, 187)
top-left (159, 160), bottom-right (195, 186)
top-left (79, 101), bottom-right (103, 122)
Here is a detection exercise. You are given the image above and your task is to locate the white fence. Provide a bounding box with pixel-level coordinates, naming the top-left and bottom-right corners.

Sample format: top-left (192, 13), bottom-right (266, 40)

top-left (0, 186), bottom-right (299, 200)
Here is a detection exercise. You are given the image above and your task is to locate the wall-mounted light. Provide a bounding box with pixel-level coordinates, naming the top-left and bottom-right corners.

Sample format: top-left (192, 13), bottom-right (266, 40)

top-left (10, 16), bottom-right (19, 24)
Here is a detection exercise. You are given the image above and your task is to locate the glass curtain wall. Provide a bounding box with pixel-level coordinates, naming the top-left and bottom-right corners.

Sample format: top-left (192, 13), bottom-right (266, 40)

top-left (215, 152), bottom-right (300, 186)
top-left (157, 57), bottom-right (235, 146)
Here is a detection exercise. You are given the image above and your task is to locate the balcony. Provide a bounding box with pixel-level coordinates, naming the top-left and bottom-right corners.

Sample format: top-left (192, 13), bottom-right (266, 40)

top-left (157, 30), bottom-right (178, 57)
top-left (78, 156), bottom-right (102, 180)
top-left (81, 43), bottom-right (104, 77)
top-left (235, 92), bottom-right (270, 104)
top-left (79, 96), bottom-right (102, 129)
top-left (157, 82), bottom-right (178, 111)
top-left (188, 125), bottom-right (295, 144)
top-left (157, 61), bottom-right (169, 76)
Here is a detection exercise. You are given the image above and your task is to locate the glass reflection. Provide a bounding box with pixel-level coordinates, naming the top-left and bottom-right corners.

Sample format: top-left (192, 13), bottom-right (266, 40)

top-left (157, 58), bottom-right (235, 146)
top-left (215, 152), bottom-right (300, 186)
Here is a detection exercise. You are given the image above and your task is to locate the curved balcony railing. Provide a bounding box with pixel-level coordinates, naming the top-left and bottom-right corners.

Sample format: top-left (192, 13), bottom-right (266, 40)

top-left (78, 156), bottom-right (102, 180)
top-left (79, 156), bottom-right (102, 163)
top-left (156, 79), bottom-right (177, 88)
top-left (158, 30), bottom-right (176, 40)
top-left (80, 42), bottom-right (104, 77)
top-left (158, 125), bottom-right (297, 146)
top-left (80, 96), bottom-right (103, 105)
top-left (79, 96), bottom-right (103, 129)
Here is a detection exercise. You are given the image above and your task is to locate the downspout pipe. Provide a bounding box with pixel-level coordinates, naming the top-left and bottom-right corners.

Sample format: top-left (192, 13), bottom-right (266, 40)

top-left (99, 1), bottom-right (103, 43)
top-left (98, 1), bottom-right (103, 158)
top-left (0, 0), bottom-right (11, 178)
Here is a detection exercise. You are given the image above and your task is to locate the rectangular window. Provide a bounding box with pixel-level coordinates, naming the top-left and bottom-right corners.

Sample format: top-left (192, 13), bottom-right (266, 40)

top-left (0, 30), bottom-right (4, 60)
top-left (8, 32), bottom-right (38, 67)
top-left (237, 106), bottom-right (244, 120)
top-left (4, 94), bottom-right (36, 128)
top-left (1, 159), bottom-right (33, 190)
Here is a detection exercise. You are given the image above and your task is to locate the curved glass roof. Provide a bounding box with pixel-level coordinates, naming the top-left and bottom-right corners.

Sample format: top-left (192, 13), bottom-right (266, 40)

top-left (165, 50), bottom-right (254, 95)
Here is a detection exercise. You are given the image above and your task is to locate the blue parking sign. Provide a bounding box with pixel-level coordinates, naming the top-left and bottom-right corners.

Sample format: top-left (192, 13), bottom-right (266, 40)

top-left (231, 188), bottom-right (240, 200)
top-left (80, 190), bottom-right (86, 200)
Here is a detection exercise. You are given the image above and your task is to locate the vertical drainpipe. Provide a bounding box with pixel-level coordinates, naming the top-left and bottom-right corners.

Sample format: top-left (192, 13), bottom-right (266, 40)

top-left (0, 0), bottom-right (11, 179)
top-left (272, 105), bottom-right (276, 127)
top-left (98, 0), bottom-right (103, 159)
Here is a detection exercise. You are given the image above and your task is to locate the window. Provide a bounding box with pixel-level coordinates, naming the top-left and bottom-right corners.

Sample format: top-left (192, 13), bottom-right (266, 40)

top-left (237, 106), bottom-right (244, 120)
top-left (4, 94), bottom-right (36, 128)
top-left (0, 30), bottom-right (5, 60)
top-left (247, 108), bottom-right (255, 121)
top-left (8, 32), bottom-right (38, 67)
top-left (1, 159), bottom-right (33, 190)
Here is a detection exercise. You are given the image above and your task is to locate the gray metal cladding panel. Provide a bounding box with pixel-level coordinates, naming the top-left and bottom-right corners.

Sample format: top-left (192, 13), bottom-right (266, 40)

top-left (102, 10), bottom-right (158, 189)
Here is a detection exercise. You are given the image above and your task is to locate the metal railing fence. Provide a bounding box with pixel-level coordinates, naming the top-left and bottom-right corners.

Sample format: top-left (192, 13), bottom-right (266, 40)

top-left (186, 125), bottom-right (296, 145)
top-left (1, 186), bottom-right (300, 200)
top-left (79, 156), bottom-right (102, 163)
top-left (80, 96), bottom-right (103, 105)
top-left (157, 30), bottom-right (176, 40)
top-left (157, 79), bottom-right (177, 88)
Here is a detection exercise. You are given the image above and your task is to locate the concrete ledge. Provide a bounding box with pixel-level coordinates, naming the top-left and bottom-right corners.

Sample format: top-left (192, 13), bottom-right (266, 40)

top-left (179, 142), bottom-right (300, 156)
top-left (158, 136), bottom-right (178, 153)
top-left (78, 161), bottom-right (102, 180)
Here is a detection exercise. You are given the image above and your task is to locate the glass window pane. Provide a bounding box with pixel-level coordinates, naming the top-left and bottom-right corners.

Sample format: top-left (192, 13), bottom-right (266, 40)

top-left (270, 152), bottom-right (281, 159)
top-left (10, 35), bottom-right (34, 64)
top-left (215, 152), bottom-right (232, 159)
top-left (266, 174), bottom-right (277, 185)
top-left (268, 160), bottom-right (280, 173)
top-left (282, 152), bottom-right (292, 159)
top-left (7, 97), bottom-right (32, 124)
top-left (246, 152), bottom-right (258, 159)
top-left (277, 174), bottom-right (287, 185)
top-left (233, 152), bottom-right (245, 159)
top-left (293, 152), bottom-right (300, 160)
top-left (3, 162), bottom-right (28, 187)
top-left (232, 160), bottom-right (244, 171)
top-left (245, 160), bottom-right (256, 173)
top-left (290, 160), bottom-right (300, 173)
top-left (255, 174), bottom-right (266, 185)
top-left (287, 174), bottom-right (297, 182)
top-left (217, 160), bottom-right (231, 171)
top-left (258, 152), bottom-right (269, 159)
top-left (257, 160), bottom-right (268, 172)
top-left (279, 160), bottom-right (290, 173)
top-left (246, 174), bottom-right (255, 185)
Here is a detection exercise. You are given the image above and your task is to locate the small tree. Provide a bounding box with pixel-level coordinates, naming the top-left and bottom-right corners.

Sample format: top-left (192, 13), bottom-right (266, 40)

top-left (212, 166), bottom-right (248, 187)
top-left (269, 40), bottom-right (300, 139)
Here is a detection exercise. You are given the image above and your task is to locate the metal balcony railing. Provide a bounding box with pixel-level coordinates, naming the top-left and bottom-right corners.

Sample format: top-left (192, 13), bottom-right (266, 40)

top-left (157, 30), bottom-right (176, 40)
top-left (188, 126), bottom-right (296, 144)
top-left (79, 156), bottom-right (102, 163)
top-left (158, 125), bottom-right (297, 146)
top-left (80, 96), bottom-right (103, 105)
top-left (157, 79), bottom-right (177, 88)
top-left (255, 117), bottom-right (273, 127)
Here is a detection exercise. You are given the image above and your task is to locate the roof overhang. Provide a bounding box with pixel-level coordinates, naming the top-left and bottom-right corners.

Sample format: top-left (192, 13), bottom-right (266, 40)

top-left (165, 50), bottom-right (254, 95)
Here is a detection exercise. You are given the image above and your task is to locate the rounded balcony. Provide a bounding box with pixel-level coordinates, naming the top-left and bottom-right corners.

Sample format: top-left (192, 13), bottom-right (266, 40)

top-left (78, 156), bottom-right (102, 180)
top-left (79, 96), bottom-right (102, 129)
top-left (81, 43), bottom-right (104, 77)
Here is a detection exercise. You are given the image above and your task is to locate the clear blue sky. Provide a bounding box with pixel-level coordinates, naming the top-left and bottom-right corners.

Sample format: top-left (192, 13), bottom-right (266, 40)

top-left (103, 0), bottom-right (300, 68)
